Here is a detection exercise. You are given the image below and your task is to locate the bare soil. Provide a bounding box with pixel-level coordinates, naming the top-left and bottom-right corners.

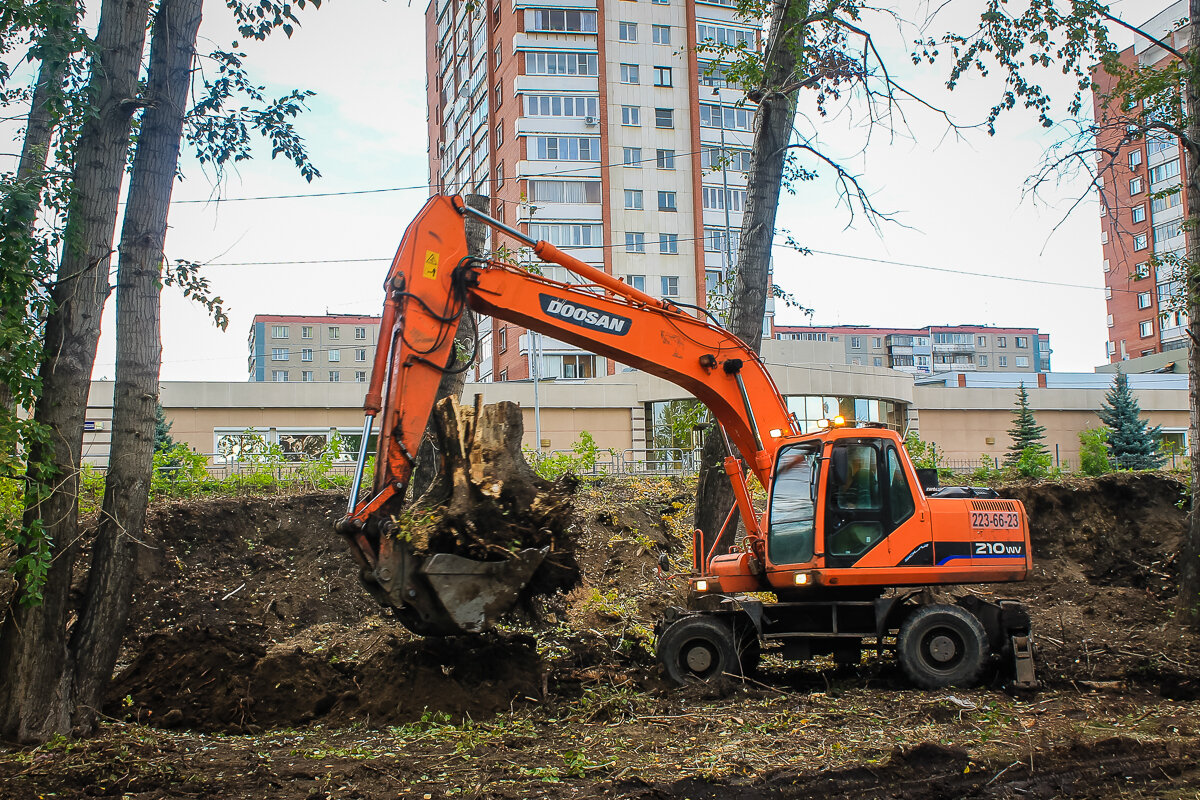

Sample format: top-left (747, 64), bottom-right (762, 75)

top-left (1, 472), bottom-right (1199, 799)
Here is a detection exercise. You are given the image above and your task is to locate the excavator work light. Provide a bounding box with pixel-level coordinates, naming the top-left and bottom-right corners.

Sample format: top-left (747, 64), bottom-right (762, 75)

top-left (816, 419), bottom-right (830, 430)
top-left (694, 579), bottom-right (710, 592)
top-left (832, 415), bottom-right (846, 427)
top-left (793, 572), bottom-right (810, 586)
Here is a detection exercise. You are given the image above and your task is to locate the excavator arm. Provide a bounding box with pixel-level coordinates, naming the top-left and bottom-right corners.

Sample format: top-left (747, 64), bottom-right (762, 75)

top-left (337, 195), bottom-right (797, 634)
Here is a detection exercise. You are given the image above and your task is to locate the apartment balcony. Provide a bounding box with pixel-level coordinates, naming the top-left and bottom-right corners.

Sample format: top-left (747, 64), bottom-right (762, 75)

top-left (886, 335), bottom-right (914, 347)
top-left (931, 343), bottom-right (975, 355)
top-left (888, 345), bottom-right (913, 356)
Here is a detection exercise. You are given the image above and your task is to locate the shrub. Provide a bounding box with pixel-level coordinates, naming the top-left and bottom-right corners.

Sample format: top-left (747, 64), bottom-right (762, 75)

top-left (1077, 428), bottom-right (1111, 477)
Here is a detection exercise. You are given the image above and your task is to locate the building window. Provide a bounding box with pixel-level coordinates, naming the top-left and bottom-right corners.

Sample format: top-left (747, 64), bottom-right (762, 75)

top-left (661, 276), bottom-right (679, 296)
top-left (1132, 205), bottom-right (1145, 224)
top-left (1138, 291), bottom-right (1152, 309)
top-left (659, 233), bottom-right (678, 254)
top-left (499, 369), bottom-right (507, 381)
top-left (329, 349), bottom-right (341, 362)
top-left (1150, 159), bottom-right (1179, 183)
top-left (1154, 219), bottom-right (1183, 243)
top-left (301, 370), bottom-right (314, 382)
top-left (625, 232), bottom-right (645, 253)
top-left (1135, 261), bottom-right (1150, 278)
top-left (977, 335), bottom-right (986, 346)
top-left (656, 149), bottom-right (675, 169)
top-left (618, 21), bottom-right (636, 41)
top-left (1105, 287), bottom-right (1112, 299)
top-left (301, 348), bottom-right (313, 362)
top-left (525, 51), bottom-right (599, 76)
top-left (979, 355), bottom-right (988, 367)
top-left (658, 190), bottom-right (677, 211)
top-left (1101, 230), bottom-right (1108, 244)
top-left (652, 24), bottom-right (670, 44)
top-left (528, 180), bottom-right (602, 203)
top-left (702, 147), bottom-right (752, 172)
top-left (495, 82), bottom-right (502, 107)
top-left (1152, 189), bottom-right (1183, 213)
top-left (1015, 336), bottom-right (1028, 348)
top-left (495, 162), bottom-right (504, 189)
top-left (1106, 341), bottom-right (1116, 356)
top-left (494, 43), bottom-right (501, 67)
top-left (654, 107), bottom-right (673, 128)
top-left (328, 326), bottom-right (340, 339)
top-left (998, 355), bottom-right (1007, 367)
top-left (355, 348), bottom-right (367, 361)
top-left (1133, 233), bottom-right (1147, 250)
top-left (528, 223), bottom-right (603, 246)
top-left (301, 326), bottom-right (313, 339)
top-left (1140, 320), bottom-right (1154, 337)
top-left (1129, 148), bottom-right (1142, 168)
top-left (621, 105), bottom-right (640, 126)
top-left (705, 227), bottom-right (740, 254)
top-left (354, 326), bottom-right (366, 340)
top-left (271, 370), bottom-right (288, 382)
top-left (998, 336), bottom-right (1006, 347)
top-left (498, 327), bottom-right (507, 352)
top-left (559, 354), bottom-right (595, 379)
top-left (873, 357), bottom-right (883, 367)
top-left (850, 336), bottom-right (862, 349)
top-left (653, 66), bottom-right (672, 86)
top-left (702, 186), bottom-right (745, 211)
top-left (525, 95), bottom-right (599, 118)
top-left (329, 371), bottom-right (340, 382)
top-left (619, 63), bottom-right (639, 84)
top-left (624, 189), bottom-right (643, 209)
top-left (529, 137), bottom-right (600, 161)
top-left (699, 103), bottom-right (752, 130)
top-left (651, 0), bottom-right (667, 4)
top-left (697, 23), bottom-right (755, 47)
top-left (527, 9), bottom-right (598, 32)
top-left (271, 348), bottom-right (289, 361)
top-left (356, 371), bottom-right (367, 382)
top-left (626, 275), bottom-right (646, 292)
top-left (495, 122), bottom-right (503, 147)
top-left (623, 147), bottom-right (642, 166)
top-left (1015, 356), bottom-right (1029, 367)
top-left (1130, 177), bottom-right (1142, 194)
top-left (271, 325), bottom-right (289, 338)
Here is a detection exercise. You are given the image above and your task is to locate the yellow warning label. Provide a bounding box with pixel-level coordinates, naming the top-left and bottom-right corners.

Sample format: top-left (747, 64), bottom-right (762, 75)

top-left (423, 250), bottom-right (440, 279)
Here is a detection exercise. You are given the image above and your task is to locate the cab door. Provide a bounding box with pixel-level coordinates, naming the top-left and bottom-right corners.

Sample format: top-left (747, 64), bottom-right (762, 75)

top-left (821, 439), bottom-right (926, 568)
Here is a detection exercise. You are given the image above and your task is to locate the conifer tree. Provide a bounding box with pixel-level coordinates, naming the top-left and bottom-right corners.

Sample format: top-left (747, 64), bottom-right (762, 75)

top-left (1098, 370), bottom-right (1164, 470)
top-left (1005, 383), bottom-right (1047, 465)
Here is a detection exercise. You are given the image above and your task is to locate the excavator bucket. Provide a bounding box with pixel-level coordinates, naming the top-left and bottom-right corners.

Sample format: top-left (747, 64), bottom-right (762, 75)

top-left (354, 532), bottom-right (547, 636)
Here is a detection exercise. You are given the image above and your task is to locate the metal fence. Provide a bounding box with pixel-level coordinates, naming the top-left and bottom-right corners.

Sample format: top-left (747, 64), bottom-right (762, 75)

top-left (531, 447), bottom-right (706, 476)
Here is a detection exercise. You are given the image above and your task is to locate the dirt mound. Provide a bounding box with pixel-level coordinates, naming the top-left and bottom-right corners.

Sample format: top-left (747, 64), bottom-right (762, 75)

top-left (107, 621), bottom-right (543, 732)
top-left (1000, 472), bottom-right (1185, 591)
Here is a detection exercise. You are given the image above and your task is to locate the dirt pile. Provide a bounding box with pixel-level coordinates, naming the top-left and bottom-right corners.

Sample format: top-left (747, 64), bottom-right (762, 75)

top-left (106, 622), bottom-right (541, 731)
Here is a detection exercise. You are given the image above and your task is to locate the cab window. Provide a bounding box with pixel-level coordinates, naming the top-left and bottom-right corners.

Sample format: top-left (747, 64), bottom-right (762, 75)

top-left (886, 446), bottom-right (916, 525)
top-left (767, 443), bottom-right (819, 565)
top-left (824, 442), bottom-right (884, 565)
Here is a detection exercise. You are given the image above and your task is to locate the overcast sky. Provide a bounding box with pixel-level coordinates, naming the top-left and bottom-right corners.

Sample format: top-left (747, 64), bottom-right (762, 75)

top-left (3, 0), bottom-right (1177, 381)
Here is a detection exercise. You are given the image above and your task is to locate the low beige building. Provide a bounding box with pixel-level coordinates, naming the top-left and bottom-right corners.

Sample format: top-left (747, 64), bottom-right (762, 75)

top-left (81, 340), bottom-right (1188, 472)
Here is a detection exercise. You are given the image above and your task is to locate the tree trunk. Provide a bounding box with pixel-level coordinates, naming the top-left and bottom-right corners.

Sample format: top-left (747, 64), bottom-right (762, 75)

top-left (0, 0), bottom-right (80, 415)
top-left (410, 193), bottom-right (488, 498)
top-left (0, 0), bottom-right (152, 743)
top-left (69, 0), bottom-right (203, 733)
top-left (694, 0), bottom-right (804, 563)
top-left (1180, 0), bottom-right (1200, 628)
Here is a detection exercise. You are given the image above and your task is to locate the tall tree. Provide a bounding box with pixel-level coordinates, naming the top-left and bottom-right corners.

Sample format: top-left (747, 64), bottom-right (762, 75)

top-left (67, 0), bottom-right (205, 732)
top-left (692, 0), bottom-right (953, 553)
top-left (0, 0), bottom-right (154, 742)
top-left (1005, 383), bottom-right (1047, 466)
top-left (1098, 369), bottom-right (1164, 470)
top-left (919, 0), bottom-right (1200, 624)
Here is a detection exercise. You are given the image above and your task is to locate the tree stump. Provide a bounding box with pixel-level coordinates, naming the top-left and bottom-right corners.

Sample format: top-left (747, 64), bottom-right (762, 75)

top-left (406, 396), bottom-right (580, 599)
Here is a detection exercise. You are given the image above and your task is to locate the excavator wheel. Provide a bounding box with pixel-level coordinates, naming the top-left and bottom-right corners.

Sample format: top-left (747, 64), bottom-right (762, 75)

top-left (897, 604), bottom-right (989, 689)
top-left (658, 615), bottom-right (740, 685)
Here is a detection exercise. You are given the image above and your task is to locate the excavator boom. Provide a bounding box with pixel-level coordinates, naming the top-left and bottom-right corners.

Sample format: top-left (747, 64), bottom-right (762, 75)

top-left (337, 195), bottom-right (796, 634)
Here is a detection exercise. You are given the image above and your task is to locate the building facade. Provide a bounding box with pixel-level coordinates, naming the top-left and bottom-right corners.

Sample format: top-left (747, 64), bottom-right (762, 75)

top-left (248, 314), bottom-right (381, 383)
top-left (426, 0), bottom-right (766, 382)
top-left (1093, 1), bottom-right (1191, 362)
top-left (773, 324), bottom-right (1051, 374)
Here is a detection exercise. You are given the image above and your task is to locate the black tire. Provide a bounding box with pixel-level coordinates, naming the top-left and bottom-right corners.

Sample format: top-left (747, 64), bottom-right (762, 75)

top-left (657, 615), bottom-right (740, 685)
top-left (897, 604), bottom-right (989, 689)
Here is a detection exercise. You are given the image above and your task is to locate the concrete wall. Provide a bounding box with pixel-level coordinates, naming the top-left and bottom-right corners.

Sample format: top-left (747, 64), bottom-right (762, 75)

top-left (914, 385), bottom-right (1189, 467)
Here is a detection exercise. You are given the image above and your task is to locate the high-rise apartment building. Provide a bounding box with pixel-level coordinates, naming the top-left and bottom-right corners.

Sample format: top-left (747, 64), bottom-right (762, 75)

top-left (425, 0), bottom-right (765, 381)
top-left (1093, 1), bottom-right (1190, 362)
top-left (774, 324), bottom-right (1051, 374)
top-left (248, 314), bottom-right (380, 383)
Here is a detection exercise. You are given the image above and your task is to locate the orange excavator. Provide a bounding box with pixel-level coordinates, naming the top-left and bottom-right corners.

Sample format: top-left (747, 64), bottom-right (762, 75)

top-left (336, 195), bottom-right (1037, 689)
